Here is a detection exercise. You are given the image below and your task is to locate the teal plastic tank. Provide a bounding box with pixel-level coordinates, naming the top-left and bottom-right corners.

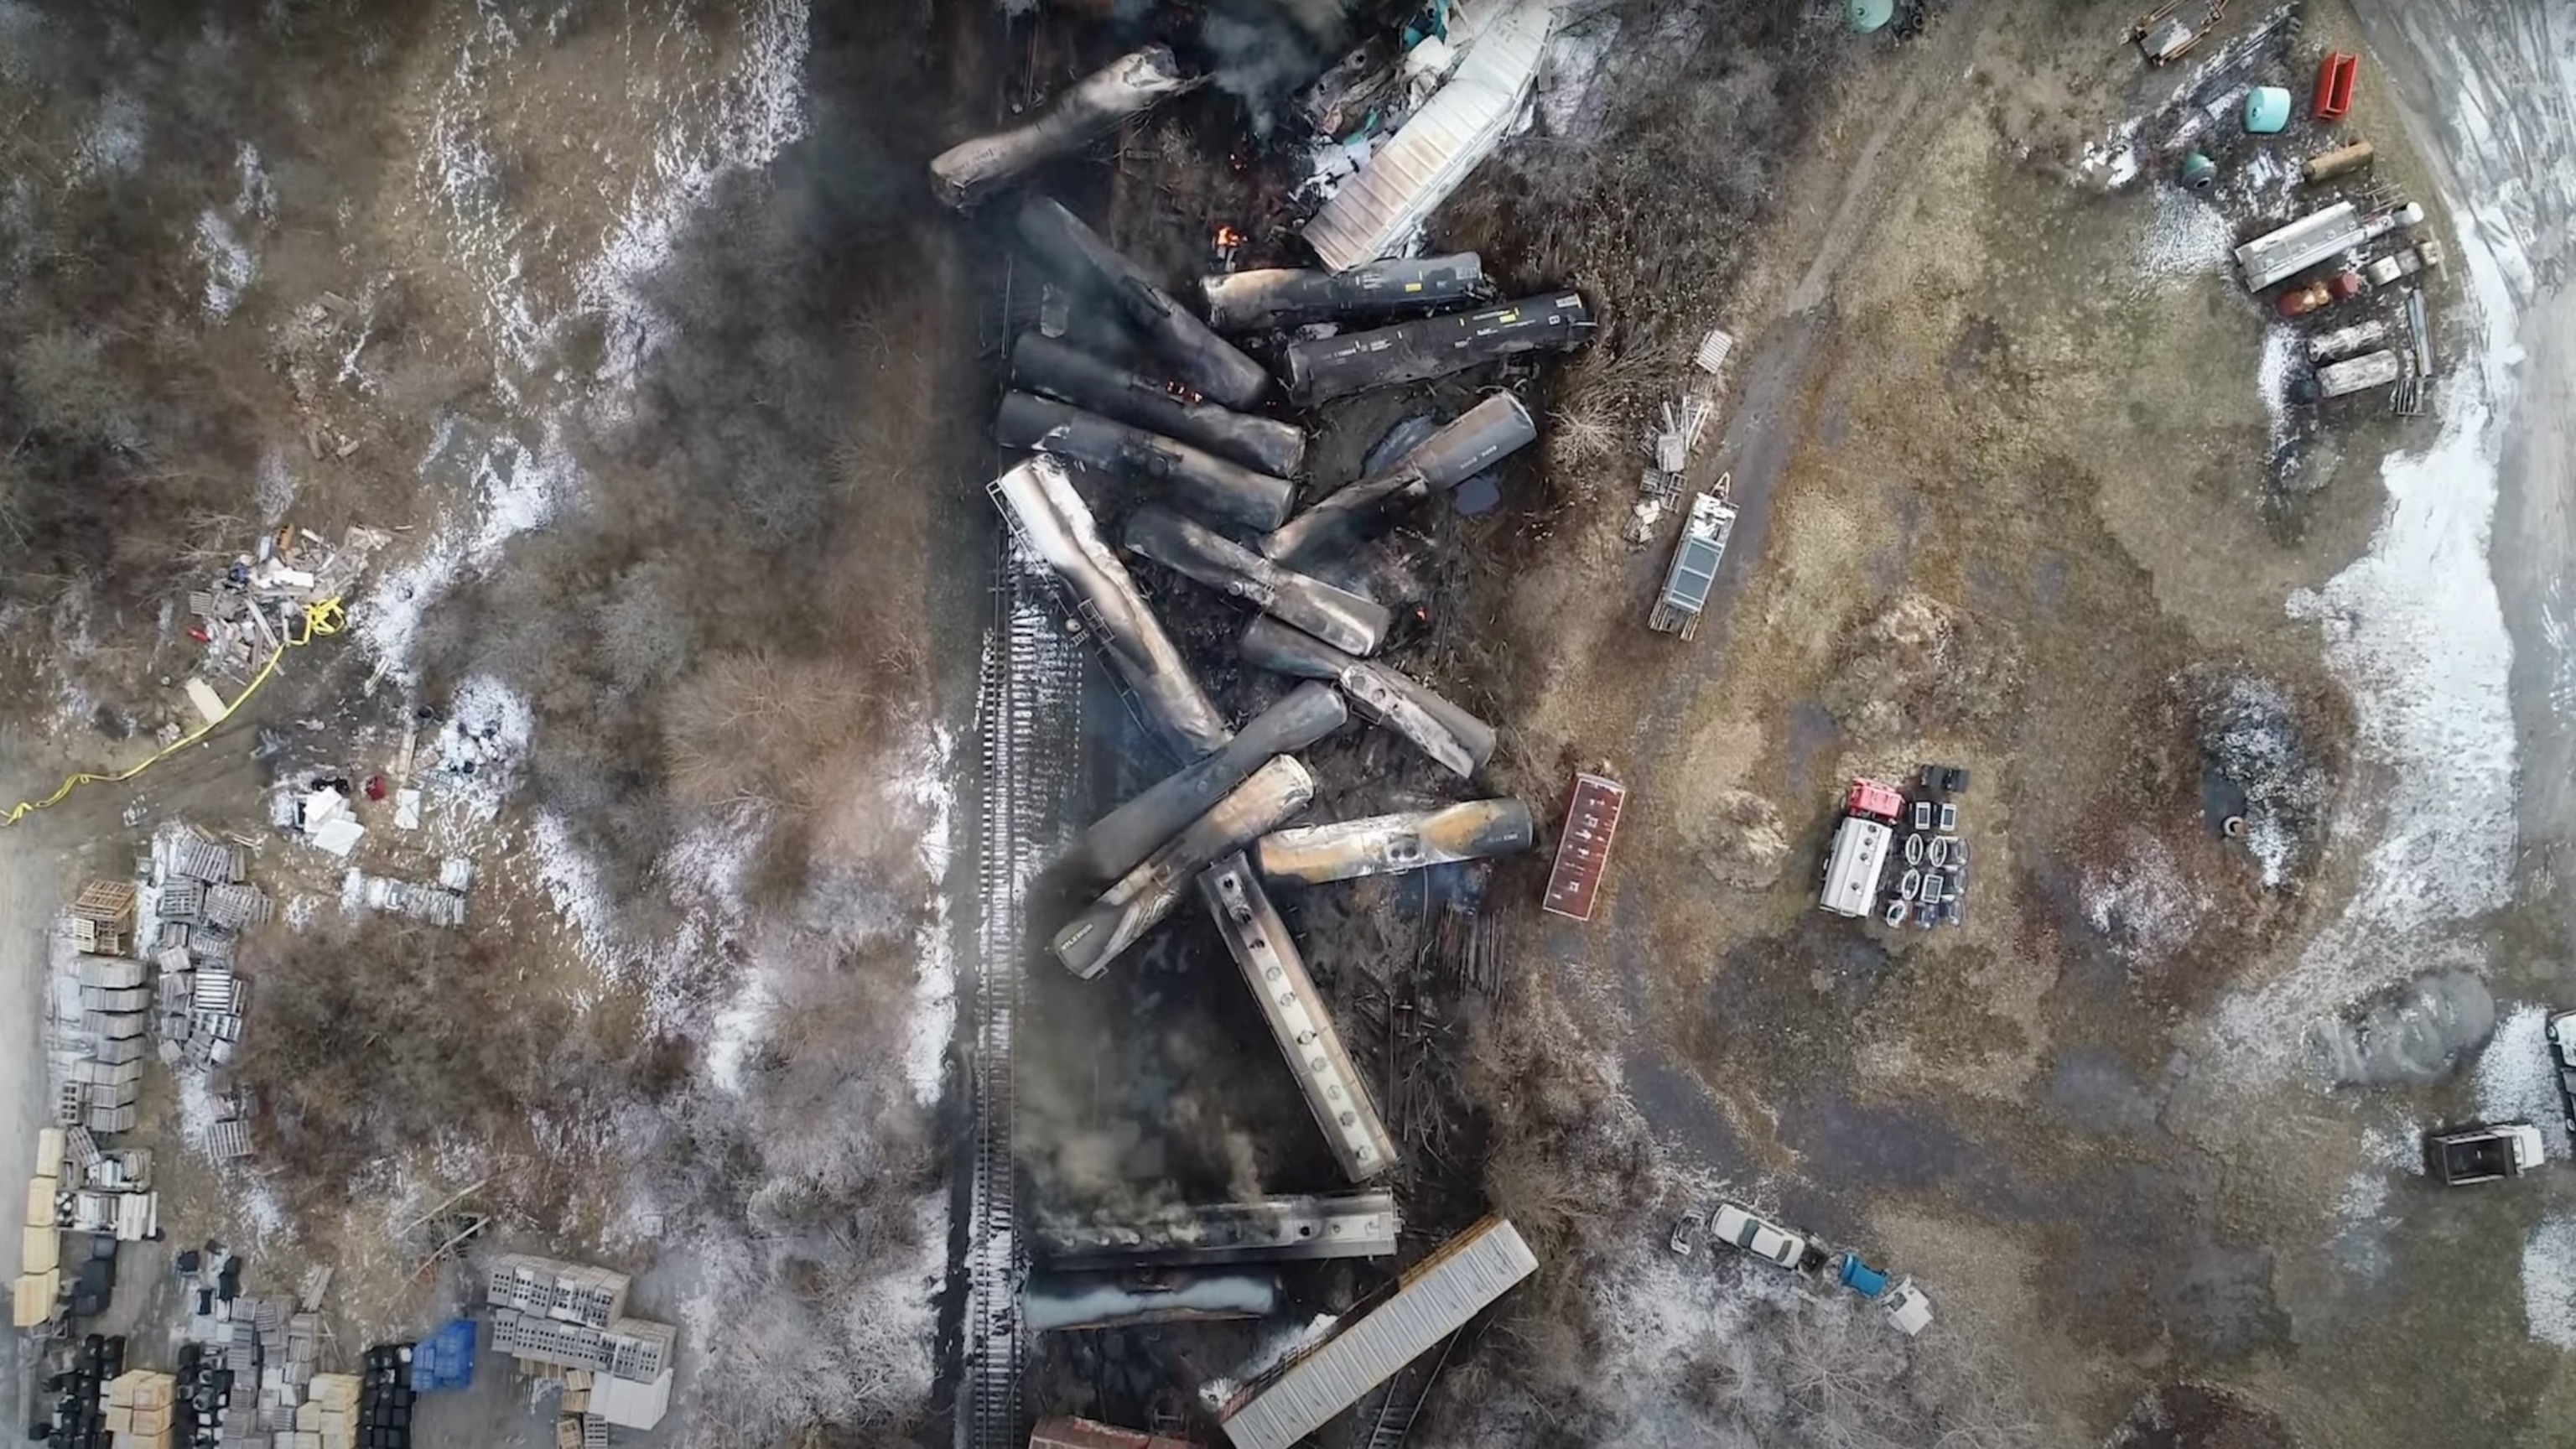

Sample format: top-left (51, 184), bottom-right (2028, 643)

top-left (2245, 86), bottom-right (2293, 134)
top-left (1847, 0), bottom-right (1895, 33)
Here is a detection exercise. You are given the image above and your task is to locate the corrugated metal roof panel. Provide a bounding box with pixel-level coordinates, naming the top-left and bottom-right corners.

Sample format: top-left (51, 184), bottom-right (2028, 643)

top-left (1303, 1), bottom-right (1555, 272)
top-left (1221, 1217), bottom-right (1537, 1449)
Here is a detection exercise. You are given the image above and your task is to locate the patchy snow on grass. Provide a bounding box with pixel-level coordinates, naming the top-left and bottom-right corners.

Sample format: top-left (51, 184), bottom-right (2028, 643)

top-left (2072, 117), bottom-right (2144, 190)
top-left (2214, 91), bottom-right (2537, 1075)
top-left (893, 725), bottom-right (957, 1108)
top-left (839, 1192), bottom-right (947, 1410)
top-left (532, 811), bottom-right (621, 971)
top-left (582, 0), bottom-right (812, 401)
top-left (360, 417), bottom-right (581, 682)
top-left (2082, 831), bottom-right (2211, 961)
top-left (72, 90), bottom-right (145, 179)
top-left (2137, 184), bottom-right (2234, 282)
top-left (2478, 1004), bottom-right (2571, 1156)
top-left (2524, 1213), bottom-right (2576, 1348)
top-left (2256, 323), bottom-right (2300, 454)
top-left (195, 208), bottom-right (258, 319)
top-left (423, 673), bottom-right (534, 819)
top-left (373, 0), bottom-right (809, 678)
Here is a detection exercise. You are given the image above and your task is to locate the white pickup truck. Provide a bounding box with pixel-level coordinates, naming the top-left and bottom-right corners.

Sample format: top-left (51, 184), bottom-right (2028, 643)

top-left (2426, 1122), bottom-right (2545, 1186)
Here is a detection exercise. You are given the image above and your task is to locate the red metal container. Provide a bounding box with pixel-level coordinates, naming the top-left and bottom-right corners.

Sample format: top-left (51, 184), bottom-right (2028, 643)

top-left (2314, 52), bottom-right (2358, 122)
top-left (1544, 773), bottom-right (1627, 922)
top-left (1845, 778), bottom-right (1905, 824)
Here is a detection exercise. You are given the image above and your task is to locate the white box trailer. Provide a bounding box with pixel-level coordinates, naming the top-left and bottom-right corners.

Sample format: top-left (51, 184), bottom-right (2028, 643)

top-left (1820, 818), bottom-right (1893, 918)
top-left (2236, 202), bottom-right (2361, 291)
top-left (2318, 349), bottom-right (2402, 397)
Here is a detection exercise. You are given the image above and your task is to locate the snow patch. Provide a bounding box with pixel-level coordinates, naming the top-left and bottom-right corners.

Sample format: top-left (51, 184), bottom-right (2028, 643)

top-left (2477, 1005), bottom-right (2571, 1157)
top-left (2215, 211), bottom-right (2521, 1079)
top-left (234, 141), bottom-right (275, 221)
top-left (2137, 184), bottom-right (2234, 282)
top-left (195, 209), bottom-right (258, 319)
top-left (2523, 1213), bottom-right (2576, 1348)
top-left (72, 91), bottom-right (145, 179)
top-left (2072, 117), bottom-right (2144, 190)
top-left (532, 812), bottom-right (621, 969)
top-left (2082, 832), bottom-right (2211, 959)
top-left (2255, 324), bottom-right (2300, 458)
top-left (1198, 1312), bottom-right (1339, 1412)
top-left (423, 673), bottom-right (535, 819)
top-left (579, 0), bottom-right (813, 399)
top-left (358, 418), bottom-right (581, 681)
top-left (894, 726), bottom-right (957, 1107)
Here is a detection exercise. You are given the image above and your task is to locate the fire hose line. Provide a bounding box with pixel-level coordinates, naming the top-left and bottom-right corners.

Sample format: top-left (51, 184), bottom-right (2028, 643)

top-left (0, 597), bottom-right (346, 829)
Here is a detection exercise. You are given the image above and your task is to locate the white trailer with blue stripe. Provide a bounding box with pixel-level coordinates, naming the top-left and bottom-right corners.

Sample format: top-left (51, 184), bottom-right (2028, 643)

top-left (1648, 491), bottom-right (1739, 639)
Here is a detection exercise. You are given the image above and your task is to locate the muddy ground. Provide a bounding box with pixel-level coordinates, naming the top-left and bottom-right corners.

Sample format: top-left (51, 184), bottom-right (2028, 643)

top-left (3, 0), bottom-right (2569, 1446)
top-left (1476, 0), bottom-right (2576, 1445)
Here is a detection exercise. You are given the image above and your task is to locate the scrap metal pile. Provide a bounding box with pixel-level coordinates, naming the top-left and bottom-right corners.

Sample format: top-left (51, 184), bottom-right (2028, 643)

top-left (935, 10), bottom-right (1574, 1446)
top-left (2137, 20), bottom-right (2443, 426)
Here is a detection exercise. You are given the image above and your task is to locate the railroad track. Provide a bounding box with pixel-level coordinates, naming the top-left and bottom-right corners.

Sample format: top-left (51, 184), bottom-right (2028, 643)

top-left (961, 555), bottom-right (1084, 1449)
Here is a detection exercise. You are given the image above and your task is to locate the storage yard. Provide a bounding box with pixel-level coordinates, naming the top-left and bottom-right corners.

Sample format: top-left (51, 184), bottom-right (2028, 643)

top-left (1, 0), bottom-right (2573, 1447)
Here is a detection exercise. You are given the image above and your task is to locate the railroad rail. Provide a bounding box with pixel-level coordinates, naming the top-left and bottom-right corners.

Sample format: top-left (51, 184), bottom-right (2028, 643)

top-left (961, 558), bottom-right (1086, 1449)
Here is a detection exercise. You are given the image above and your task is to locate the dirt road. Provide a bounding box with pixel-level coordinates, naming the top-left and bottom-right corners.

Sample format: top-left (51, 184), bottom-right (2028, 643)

top-left (0, 753), bottom-right (55, 1432)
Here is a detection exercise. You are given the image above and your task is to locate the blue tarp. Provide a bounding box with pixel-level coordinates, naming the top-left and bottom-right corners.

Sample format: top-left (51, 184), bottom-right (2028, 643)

top-left (408, 1318), bottom-right (478, 1391)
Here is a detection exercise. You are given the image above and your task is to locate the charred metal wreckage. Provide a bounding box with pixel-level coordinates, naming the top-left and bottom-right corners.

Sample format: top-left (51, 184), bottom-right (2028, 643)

top-left (934, 8), bottom-right (1588, 1442)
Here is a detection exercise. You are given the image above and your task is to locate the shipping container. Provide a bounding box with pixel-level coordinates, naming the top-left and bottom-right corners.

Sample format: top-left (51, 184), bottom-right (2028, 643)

top-left (1543, 774), bottom-right (1626, 922)
top-left (1220, 1217), bottom-right (1537, 1449)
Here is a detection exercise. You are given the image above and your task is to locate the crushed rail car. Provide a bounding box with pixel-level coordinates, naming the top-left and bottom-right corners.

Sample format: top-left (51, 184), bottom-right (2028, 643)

top-left (1036, 1192), bottom-right (1400, 1270)
top-left (1279, 294), bottom-right (1595, 407)
top-left (987, 455), bottom-right (1233, 757)
top-left (1239, 617), bottom-right (1497, 778)
top-left (932, 46), bottom-right (1198, 210)
top-left (1260, 392), bottom-right (1536, 567)
top-left (1124, 506), bottom-right (1392, 657)
top-left (1010, 332), bottom-right (1306, 476)
top-left (1052, 756), bottom-right (1315, 979)
top-left (1202, 854), bottom-right (1400, 1183)
top-left (1057, 685), bottom-right (1347, 888)
top-left (1254, 800), bottom-right (1534, 886)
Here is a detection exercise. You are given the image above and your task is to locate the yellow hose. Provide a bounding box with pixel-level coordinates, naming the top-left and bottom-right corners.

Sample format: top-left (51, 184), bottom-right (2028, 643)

top-left (0, 597), bottom-right (347, 828)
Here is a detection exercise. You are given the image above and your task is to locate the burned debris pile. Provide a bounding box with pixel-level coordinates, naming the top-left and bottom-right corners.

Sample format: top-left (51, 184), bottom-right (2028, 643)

top-left (933, 6), bottom-right (1604, 1442)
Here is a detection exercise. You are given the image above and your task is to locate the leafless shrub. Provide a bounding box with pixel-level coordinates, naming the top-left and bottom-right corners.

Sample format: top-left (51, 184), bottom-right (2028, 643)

top-left (1482, 1135), bottom-right (1602, 1249)
top-left (241, 914), bottom-right (678, 1219)
top-left (1545, 402), bottom-right (1621, 463)
top-left (662, 650), bottom-right (917, 813)
top-left (12, 330), bottom-right (139, 449)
